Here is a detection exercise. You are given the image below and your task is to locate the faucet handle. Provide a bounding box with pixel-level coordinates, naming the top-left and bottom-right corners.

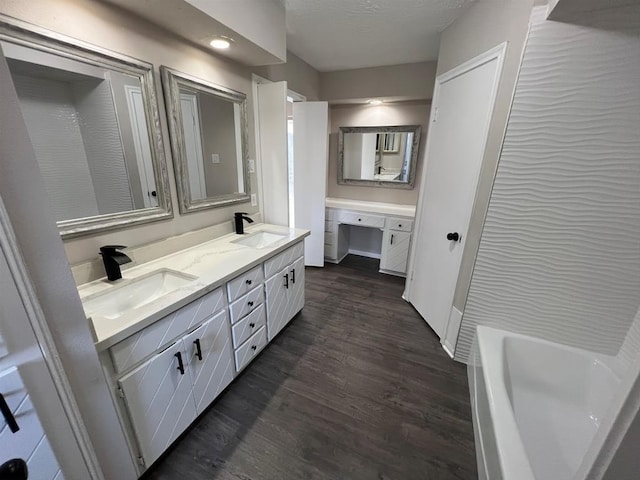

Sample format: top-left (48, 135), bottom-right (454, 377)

top-left (99, 245), bottom-right (127, 254)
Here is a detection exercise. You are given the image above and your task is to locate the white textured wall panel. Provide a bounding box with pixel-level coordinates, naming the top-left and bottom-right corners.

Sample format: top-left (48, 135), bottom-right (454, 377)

top-left (457, 8), bottom-right (640, 362)
top-left (73, 79), bottom-right (134, 214)
top-left (13, 74), bottom-right (99, 221)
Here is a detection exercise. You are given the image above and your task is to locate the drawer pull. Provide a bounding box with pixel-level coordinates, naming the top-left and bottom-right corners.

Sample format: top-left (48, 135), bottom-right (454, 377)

top-left (248, 301), bottom-right (254, 307)
top-left (0, 392), bottom-right (19, 433)
top-left (246, 279), bottom-right (252, 286)
top-left (291, 268), bottom-right (296, 284)
top-left (390, 234), bottom-right (394, 245)
top-left (398, 224), bottom-right (402, 228)
top-left (251, 345), bottom-right (257, 351)
top-left (358, 218), bottom-right (362, 221)
top-left (174, 351), bottom-right (185, 375)
top-left (284, 273), bottom-right (289, 289)
top-left (250, 322), bottom-right (256, 328)
top-left (193, 338), bottom-right (203, 361)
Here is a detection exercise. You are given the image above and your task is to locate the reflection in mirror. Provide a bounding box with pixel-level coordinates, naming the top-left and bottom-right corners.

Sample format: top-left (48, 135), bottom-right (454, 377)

top-left (161, 67), bottom-right (250, 213)
top-left (338, 125), bottom-right (421, 189)
top-left (0, 19), bottom-right (171, 237)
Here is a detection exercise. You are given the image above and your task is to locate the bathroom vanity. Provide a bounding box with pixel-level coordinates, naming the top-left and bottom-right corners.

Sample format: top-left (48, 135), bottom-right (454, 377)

top-left (324, 198), bottom-right (415, 276)
top-left (78, 224), bottom-right (309, 474)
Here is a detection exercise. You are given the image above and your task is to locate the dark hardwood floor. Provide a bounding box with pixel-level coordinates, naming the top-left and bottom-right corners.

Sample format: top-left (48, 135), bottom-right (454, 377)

top-left (145, 255), bottom-right (477, 480)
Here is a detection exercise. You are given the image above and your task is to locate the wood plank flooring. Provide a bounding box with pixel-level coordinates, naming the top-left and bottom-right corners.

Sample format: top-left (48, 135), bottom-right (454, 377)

top-left (144, 255), bottom-right (477, 480)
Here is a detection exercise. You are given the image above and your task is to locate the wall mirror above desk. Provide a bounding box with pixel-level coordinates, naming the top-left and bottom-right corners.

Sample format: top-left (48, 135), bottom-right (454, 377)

top-left (0, 17), bottom-right (172, 238)
top-left (161, 66), bottom-right (250, 214)
top-left (338, 125), bottom-right (421, 189)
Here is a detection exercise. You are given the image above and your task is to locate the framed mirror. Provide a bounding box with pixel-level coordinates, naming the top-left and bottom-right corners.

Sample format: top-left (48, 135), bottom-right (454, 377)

top-left (160, 66), bottom-right (250, 214)
top-left (0, 16), bottom-right (172, 238)
top-left (338, 125), bottom-right (421, 189)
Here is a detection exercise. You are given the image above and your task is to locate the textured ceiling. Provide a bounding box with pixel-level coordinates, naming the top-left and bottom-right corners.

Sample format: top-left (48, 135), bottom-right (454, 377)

top-left (285, 0), bottom-right (475, 72)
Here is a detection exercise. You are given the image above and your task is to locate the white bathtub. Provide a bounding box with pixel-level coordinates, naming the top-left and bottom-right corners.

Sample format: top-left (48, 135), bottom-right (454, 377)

top-left (469, 326), bottom-right (621, 480)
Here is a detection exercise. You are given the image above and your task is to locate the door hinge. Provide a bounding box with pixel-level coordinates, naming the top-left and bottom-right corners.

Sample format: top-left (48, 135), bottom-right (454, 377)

top-left (116, 385), bottom-right (126, 399)
top-left (137, 456), bottom-right (145, 468)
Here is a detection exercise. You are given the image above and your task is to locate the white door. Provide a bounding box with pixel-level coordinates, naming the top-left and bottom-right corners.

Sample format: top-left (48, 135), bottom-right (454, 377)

top-left (118, 340), bottom-right (197, 466)
top-left (183, 311), bottom-right (234, 415)
top-left (293, 102), bottom-right (329, 266)
top-left (124, 85), bottom-right (158, 207)
top-left (180, 93), bottom-right (207, 201)
top-left (407, 44), bottom-right (506, 339)
top-left (257, 81), bottom-right (289, 226)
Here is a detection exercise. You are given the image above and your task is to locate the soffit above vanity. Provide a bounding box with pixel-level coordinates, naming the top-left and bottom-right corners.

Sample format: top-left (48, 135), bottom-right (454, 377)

top-left (102, 0), bottom-right (287, 66)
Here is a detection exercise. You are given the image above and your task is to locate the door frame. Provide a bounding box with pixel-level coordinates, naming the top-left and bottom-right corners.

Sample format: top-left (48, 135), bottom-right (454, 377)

top-left (405, 42), bottom-right (507, 357)
top-left (0, 196), bottom-right (103, 479)
top-left (179, 91), bottom-right (208, 201)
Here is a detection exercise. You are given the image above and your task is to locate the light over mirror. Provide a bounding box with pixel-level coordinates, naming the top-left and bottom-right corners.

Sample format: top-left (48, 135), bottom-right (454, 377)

top-left (338, 125), bottom-right (421, 189)
top-left (0, 18), bottom-right (172, 238)
top-left (161, 66), bottom-right (250, 213)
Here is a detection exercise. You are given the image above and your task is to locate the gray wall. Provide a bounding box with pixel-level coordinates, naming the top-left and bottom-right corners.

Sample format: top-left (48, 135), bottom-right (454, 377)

top-left (253, 50), bottom-right (321, 100)
top-left (198, 92), bottom-right (242, 197)
top-left (321, 61), bottom-right (437, 103)
top-left (327, 102), bottom-right (430, 206)
top-left (434, 0), bottom-right (536, 312)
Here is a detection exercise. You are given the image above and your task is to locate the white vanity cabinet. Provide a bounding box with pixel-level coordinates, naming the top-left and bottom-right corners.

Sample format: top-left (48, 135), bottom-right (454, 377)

top-left (264, 244), bottom-right (305, 341)
top-left (95, 234), bottom-right (308, 474)
top-left (324, 201), bottom-right (415, 276)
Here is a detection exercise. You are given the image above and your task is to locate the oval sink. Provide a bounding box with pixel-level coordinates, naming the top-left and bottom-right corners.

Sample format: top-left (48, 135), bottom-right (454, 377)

top-left (231, 231), bottom-right (288, 249)
top-left (83, 269), bottom-right (198, 320)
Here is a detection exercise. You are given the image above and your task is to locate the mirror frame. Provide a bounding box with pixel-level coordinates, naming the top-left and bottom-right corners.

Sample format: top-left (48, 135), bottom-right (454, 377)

top-left (338, 125), bottom-right (422, 189)
top-left (0, 15), bottom-right (173, 238)
top-left (160, 66), bottom-right (251, 214)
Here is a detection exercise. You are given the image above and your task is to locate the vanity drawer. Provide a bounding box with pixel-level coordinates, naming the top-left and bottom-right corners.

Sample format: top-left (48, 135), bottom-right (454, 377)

top-left (227, 265), bottom-right (264, 302)
top-left (263, 242), bottom-right (304, 278)
top-left (234, 326), bottom-right (268, 372)
top-left (109, 287), bottom-right (225, 374)
top-left (325, 220), bottom-right (334, 233)
top-left (229, 286), bottom-right (264, 324)
top-left (386, 217), bottom-right (413, 232)
top-left (231, 304), bottom-right (266, 349)
top-left (324, 243), bottom-right (337, 259)
top-left (325, 208), bottom-right (335, 221)
top-left (337, 211), bottom-right (385, 228)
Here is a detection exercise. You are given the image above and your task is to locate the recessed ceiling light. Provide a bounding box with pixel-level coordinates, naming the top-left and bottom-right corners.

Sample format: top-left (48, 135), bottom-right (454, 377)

top-left (368, 99), bottom-right (383, 105)
top-left (210, 37), bottom-right (231, 49)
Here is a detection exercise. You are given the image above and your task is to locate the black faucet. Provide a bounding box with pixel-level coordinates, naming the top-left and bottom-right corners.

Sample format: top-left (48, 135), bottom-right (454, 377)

top-left (99, 245), bottom-right (132, 281)
top-left (234, 212), bottom-right (254, 234)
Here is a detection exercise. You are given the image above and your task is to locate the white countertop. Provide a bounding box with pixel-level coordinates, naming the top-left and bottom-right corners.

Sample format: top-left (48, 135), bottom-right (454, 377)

top-left (78, 224), bottom-right (309, 351)
top-left (325, 197), bottom-right (416, 217)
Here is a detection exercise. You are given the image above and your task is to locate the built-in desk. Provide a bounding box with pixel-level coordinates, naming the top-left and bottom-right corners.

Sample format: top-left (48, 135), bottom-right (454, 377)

top-left (324, 198), bottom-right (416, 276)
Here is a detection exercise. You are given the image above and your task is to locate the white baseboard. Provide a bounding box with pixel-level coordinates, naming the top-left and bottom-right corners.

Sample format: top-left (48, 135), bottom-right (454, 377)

top-left (348, 248), bottom-right (381, 259)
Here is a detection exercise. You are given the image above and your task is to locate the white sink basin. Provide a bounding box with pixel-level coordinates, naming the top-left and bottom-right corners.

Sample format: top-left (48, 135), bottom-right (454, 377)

top-left (232, 231), bottom-right (288, 249)
top-left (83, 269), bottom-right (198, 320)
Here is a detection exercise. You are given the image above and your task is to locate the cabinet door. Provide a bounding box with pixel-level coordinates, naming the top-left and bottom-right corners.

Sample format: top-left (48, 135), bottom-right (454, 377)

top-left (118, 341), bottom-right (196, 467)
top-left (183, 311), bottom-right (234, 415)
top-left (380, 230), bottom-right (412, 273)
top-left (1, 367), bottom-right (63, 480)
top-left (265, 266), bottom-right (291, 341)
top-left (287, 256), bottom-right (305, 321)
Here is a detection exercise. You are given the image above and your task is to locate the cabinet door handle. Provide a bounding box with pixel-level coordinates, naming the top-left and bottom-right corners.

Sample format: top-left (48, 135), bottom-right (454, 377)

top-left (193, 338), bottom-right (203, 361)
top-left (246, 279), bottom-right (252, 286)
top-left (250, 322), bottom-right (256, 328)
top-left (248, 301), bottom-right (254, 307)
top-left (284, 273), bottom-right (289, 289)
top-left (390, 234), bottom-right (394, 245)
top-left (251, 345), bottom-right (257, 351)
top-left (0, 392), bottom-right (19, 433)
top-left (174, 351), bottom-right (185, 375)
top-left (291, 268), bottom-right (296, 284)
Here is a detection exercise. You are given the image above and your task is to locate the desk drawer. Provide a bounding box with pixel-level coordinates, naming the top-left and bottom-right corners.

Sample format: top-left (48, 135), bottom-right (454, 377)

top-left (324, 231), bottom-right (336, 245)
top-left (386, 217), bottom-right (413, 232)
top-left (229, 286), bottom-right (264, 324)
top-left (337, 211), bottom-right (385, 228)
